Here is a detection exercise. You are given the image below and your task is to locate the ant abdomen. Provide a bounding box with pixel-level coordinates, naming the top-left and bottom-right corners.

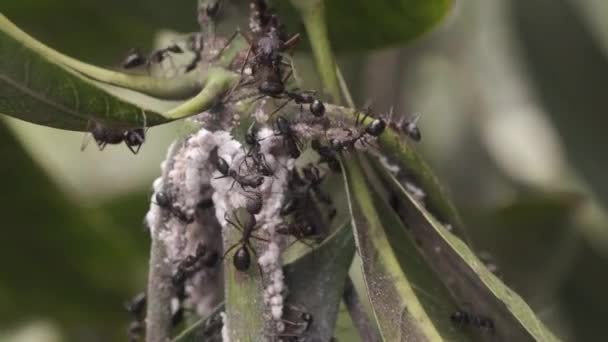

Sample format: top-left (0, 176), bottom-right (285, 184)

top-left (233, 246), bottom-right (251, 271)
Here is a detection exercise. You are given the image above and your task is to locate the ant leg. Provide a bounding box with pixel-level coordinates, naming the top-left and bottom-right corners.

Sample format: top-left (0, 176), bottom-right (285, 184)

top-left (286, 236), bottom-right (314, 250)
top-left (268, 99), bottom-right (292, 118)
top-left (222, 242), bottom-right (241, 260)
top-left (212, 28), bottom-right (248, 61)
top-left (126, 143), bottom-right (142, 155)
top-left (224, 216), bottom-right (244, 233)
top-left (281, 69), bottom-right (294, 84)
top-left (98, 141), bottom-right (108, 151)
top-left (245, 243), bottom-right (265, 279)
top-left (249, 234), bottom-right (269, 242)
top-left (282, 33), bottom-right (301, 51)
top-left (80, 120), bottom-right (93, 152)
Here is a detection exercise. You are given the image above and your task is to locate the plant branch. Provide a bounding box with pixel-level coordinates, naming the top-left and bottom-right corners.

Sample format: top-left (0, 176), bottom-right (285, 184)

top-left (165, 68), bottom-right (239, 119)
top-left (223, 210), bottom-right (266, 342)
top-left (0, 14), bottom-right (203, 100)
top-left (289, 0), bottom-right (342, 103)
top-left (146, 141), bottom-right (186, 342)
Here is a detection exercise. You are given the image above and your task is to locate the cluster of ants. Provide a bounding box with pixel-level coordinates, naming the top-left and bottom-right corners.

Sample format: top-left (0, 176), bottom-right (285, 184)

top-left (116, 0), bottom-right (496, 340)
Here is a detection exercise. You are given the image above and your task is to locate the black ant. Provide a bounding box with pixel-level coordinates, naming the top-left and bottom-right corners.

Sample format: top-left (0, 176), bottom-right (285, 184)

top-left (275, 116), bottom-right (302, 159)
top-left (277, 221), bottom-right (317, 243)
top-left (450, 310), bottom-right (495, 332)
top-left (400, 114), bottom-right (422, 142)
top-left (122, 44), bottom-right (183, 71)
top-left (172, 244), bottom-right (219, 288)
top-left (223, 210), bottom-right (267, 272)
top-left (81, 121), bottom-right (146, 154)
top-left (268, 89), bottom-right (325, 118)
top-left (125, 292), bottom-right (146, 342)
top-left (242, 123), bottom-right (273, 177)
top-left (386, 109), bottom-right (422, 142)
top-left (311, 139), bottom-right (341, 173)
top-left (210, 146), bottom-right (265, 190)
top-left (172, 243), bottom-right (219, 301)
top-left (219, 2), bottom-right (298, 100)
top-left (280, 196), bottom-right (298, 216)
top-left (302, 165), bottom-right (332, 205)
top-left (154, 191), bottom-right (195, 224)
top-left (274, 305), bottom-right (314, 341)
top-left (339, 108), bottom-right (387, 148)
top-left (122, 48), bottom-right (147, 69)
top-left (355, 107), bottom-right (387, 137)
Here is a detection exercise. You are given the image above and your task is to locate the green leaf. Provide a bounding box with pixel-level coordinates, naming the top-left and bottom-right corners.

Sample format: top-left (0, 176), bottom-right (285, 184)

top-left (172, 304), bottom-right (224, 342)
top-left (280, 0), bottom-right (453, 51)
top-left (559, 240), bottom-right (608, 341)
top-left (342, 154), bottom-right (474, 341)
top-left (1, 1), bottom-right (196, 64)
top-left (376, 124), bottom-right (469, 243)
top-left (0, 120), bottom-right (145, 337)
top-left (510, 0), bottom-right (608, 208)
top-left (471, 192), bottom-right (582, 296)
top-left (283, 221), bottom-right (355, 341)
top-left (0, 14), bottom-right (169, 130)
top-left (370, 156), bottom-right (560, 341)
top-left (223, 208), bottom-right (266, 342)
top-left (174, 198), bottom-right (356, 341)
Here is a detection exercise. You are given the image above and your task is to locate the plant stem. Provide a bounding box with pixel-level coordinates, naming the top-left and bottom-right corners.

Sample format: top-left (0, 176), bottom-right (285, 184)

top-left (165, 68), bottom-right (238, 119)
top-left (223, 210), bottom-right (266, 341)
top-left (292, 1), bottom-right (342, 103)
top-left (146, 141), bottom-right (186, 342)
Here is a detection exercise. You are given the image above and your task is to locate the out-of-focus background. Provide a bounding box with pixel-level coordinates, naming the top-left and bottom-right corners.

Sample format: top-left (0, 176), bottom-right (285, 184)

top-left (1, 0), bottom-right (607, 340)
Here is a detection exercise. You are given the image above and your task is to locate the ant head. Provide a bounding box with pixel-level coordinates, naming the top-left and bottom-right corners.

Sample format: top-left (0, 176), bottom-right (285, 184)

top-left (366, 118), bottom-right (386, 137)
top-left (124, 129), bottom-right (146, 146)
top-left (155, 191), bottom-right (171, 208)
top-left (205, 0), bottom-right (221, 18)
top-left (125, 292), bottom-right (146, 316)
top-left (167, 44), bottom-right (183, 54)
top-left (301, 223), bottom-right (316, 237)
top-left (280, 197), bottom-right (297, 216)
top-left (450, 310), bottom-right (467, 323)
top-left (301, 312), bottom-right (313, 324)
top-left (310, 100), bottom-right (325, 117)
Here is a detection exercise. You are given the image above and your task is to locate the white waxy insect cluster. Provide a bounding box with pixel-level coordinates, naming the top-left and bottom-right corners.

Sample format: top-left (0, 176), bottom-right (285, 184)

top-left (209, 126), bottom-right (294, 326)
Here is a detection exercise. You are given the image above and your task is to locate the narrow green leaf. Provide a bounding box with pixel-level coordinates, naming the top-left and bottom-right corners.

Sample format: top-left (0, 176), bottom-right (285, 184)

top-left (371, 157), bottom-right (560, 341)
top-left (473, 192), bottom-right (582, 296)
top-left (0, 14), bottom-right (168, 130)
top-left (279, 0), bottom-right (453, 51)
top-left (223, 207), bottom-right (266, 342)
top-left (342, 154), bottom-right (474, 341)
top-left (377, 125), bottom-right (469, 243)
top-left (1, 1), bottom-right (196, 64)
top-left (283, 221), bottom-right (355, 341)
top-left (172, 304), bottom-right (224, 342)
